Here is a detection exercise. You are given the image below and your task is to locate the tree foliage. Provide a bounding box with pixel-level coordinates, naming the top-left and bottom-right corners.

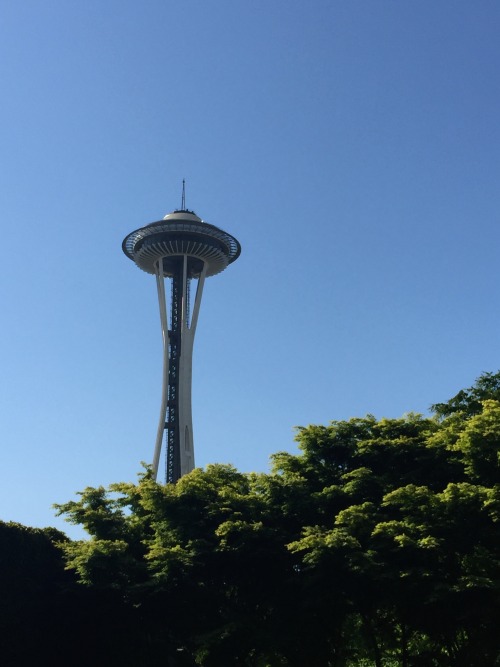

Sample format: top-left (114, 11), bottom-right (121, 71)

top-left (3, 372), bottom-right (499, 666)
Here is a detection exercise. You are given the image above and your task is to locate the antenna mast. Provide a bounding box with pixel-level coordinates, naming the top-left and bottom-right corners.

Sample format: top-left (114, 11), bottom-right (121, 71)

top-left (181, 179), bottom-right (186, 210)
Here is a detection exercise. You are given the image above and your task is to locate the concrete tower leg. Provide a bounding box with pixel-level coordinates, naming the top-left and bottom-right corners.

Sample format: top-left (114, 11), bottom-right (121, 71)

top-left (153, 260), bottom-right (170, 480)
top-left (178, 259), bottom-right (206, 476)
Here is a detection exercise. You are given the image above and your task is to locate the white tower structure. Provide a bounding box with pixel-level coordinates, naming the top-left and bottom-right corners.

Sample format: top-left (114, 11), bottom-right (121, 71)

top-left (122, 203), bottom-right (241, 483)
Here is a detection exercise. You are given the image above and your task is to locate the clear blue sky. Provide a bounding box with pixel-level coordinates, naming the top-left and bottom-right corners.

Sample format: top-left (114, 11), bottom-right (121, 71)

top-left (1, 1), bottom-right (499, 539)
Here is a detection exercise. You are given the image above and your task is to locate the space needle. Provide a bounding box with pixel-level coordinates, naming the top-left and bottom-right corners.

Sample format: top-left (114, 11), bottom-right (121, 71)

top-left (122, 186), bottom-right (241, 483)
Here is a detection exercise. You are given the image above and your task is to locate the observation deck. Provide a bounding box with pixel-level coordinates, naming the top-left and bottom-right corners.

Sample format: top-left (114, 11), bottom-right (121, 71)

top-left (122, 209), bottom-right (241, 278)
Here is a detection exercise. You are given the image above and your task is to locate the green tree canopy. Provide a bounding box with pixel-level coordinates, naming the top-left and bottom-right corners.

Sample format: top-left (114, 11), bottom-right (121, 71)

top-left (53, 371), bottom-right (500, 666)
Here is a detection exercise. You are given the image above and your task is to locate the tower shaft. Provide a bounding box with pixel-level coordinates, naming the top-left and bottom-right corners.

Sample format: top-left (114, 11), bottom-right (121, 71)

top-left (153, 255), bottom-right (206, 483)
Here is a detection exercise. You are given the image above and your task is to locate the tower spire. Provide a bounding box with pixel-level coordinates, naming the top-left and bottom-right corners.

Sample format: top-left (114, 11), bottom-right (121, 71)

top-left (181, 179), bottom-right (186, 210)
